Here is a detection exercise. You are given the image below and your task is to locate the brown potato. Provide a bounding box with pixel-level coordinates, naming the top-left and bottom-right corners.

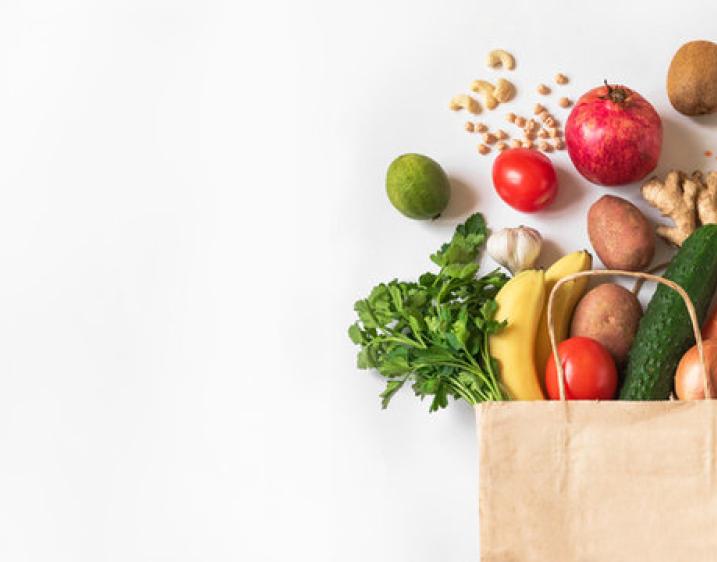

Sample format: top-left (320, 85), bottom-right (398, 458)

top-left (587, 195), bottom-right (655, 271)
top-left (668, 40), bottom-right (717, 116)
top-left (571, 283), bottom-right (642, 365)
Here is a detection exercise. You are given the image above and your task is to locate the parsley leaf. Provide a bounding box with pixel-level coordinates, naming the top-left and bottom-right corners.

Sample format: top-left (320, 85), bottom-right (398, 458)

top-left (430, 212), bottom-right (487, 268)
top-left (349, 212), bottom-right (510, 411)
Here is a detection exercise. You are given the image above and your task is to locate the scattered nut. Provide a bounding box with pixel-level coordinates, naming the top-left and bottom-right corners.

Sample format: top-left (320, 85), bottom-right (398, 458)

top-left (494, 78), bottom-right (516, 103)
top-left (450, 94), bottom-right (481, 114)
top-left (452, 65), bottom-right (571, 155)
top-left (471, 80), bottom-right (498, 110)
top-left (486, 49), bottom-right (516, 70)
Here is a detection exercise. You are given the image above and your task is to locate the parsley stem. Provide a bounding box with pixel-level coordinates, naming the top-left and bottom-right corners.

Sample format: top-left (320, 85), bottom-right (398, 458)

top-left (372, 334), bottom-right (426, 349)
top-left (461, 344), bottom-right (480, 369)
top-left (463, 366), bottom-right (496, 402)
top-left (481, 331), bottom-right (507, 400)
top-left (449, 378), bottom-right (480, 404)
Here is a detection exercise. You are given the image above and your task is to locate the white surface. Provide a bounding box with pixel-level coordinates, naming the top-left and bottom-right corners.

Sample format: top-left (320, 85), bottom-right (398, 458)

top-left (0, 1), bottom-right (716, 560)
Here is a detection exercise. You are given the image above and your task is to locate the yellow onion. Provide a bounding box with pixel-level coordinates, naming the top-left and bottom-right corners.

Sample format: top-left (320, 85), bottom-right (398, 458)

top-left (675, 340), bottom-right (717, 399)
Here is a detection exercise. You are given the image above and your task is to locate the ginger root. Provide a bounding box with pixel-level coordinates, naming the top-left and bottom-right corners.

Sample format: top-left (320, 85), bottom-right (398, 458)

top-left (698, 171), bottom-right (717, 224)
top-left (641, 170), bottom-right (717, 246)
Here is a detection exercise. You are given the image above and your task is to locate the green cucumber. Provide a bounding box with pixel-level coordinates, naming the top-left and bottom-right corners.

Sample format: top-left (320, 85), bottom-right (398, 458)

top-left (620, 224), bottom-right (717, 400)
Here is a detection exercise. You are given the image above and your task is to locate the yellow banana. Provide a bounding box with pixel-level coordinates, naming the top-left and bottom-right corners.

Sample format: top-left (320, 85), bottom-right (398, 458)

top-left (490, 269), bottom-right (545, 400)
top-left (534, 251), bottom-right (593, 384)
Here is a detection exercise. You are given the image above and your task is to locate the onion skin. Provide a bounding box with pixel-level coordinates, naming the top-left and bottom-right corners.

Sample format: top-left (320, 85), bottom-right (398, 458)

top-left (675, 340), bottom-right (717, 399)
top-left (702, 305), bottom-right (717, 341)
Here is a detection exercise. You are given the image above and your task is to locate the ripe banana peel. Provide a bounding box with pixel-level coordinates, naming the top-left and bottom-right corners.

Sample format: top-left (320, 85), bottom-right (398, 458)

top-left (534, 251), bottom-right (593, 385)
top-left (490, 269), bottom-right (546, 400)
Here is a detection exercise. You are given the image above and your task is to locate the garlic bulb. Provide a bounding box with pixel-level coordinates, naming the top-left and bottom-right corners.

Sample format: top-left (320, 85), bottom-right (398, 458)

top-left (487, 226), bottom-right (543, 274)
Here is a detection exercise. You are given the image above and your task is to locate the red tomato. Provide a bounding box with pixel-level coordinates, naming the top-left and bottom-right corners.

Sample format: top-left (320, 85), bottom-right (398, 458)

top-left (492, 148), bottom-right (558, 212)
top-left (545, 336), bottom-right (618, 400)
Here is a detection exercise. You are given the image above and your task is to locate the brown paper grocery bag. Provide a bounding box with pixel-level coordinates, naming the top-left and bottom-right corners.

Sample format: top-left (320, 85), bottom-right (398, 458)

top-left (477, 270), bottom-right (717, 561)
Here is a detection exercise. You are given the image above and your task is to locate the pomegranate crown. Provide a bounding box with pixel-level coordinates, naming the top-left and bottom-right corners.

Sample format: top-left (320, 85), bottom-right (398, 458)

top-left (600, 80), bottom-right (629, 103)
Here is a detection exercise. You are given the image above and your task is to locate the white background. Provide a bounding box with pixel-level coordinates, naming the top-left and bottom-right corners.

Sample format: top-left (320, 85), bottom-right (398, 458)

top-left (0, 1), bottom-right (716, 560)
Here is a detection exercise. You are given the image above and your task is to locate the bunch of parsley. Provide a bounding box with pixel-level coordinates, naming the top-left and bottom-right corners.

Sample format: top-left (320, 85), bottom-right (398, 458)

top-left (348, 213), bottom-right (510, 411)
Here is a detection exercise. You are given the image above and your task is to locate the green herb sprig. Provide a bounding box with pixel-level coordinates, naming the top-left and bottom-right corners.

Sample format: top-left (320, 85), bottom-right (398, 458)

top-left (349, 213), bottom-right (510, 411)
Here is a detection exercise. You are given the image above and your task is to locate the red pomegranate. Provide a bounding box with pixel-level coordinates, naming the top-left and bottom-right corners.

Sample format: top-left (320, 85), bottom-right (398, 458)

top-left (565, 82), bottom-right (662, 186)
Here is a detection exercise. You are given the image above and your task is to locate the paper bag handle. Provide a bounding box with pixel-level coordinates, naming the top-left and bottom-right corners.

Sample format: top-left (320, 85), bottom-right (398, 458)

top-left (547, 269), bottom-right (710, 401)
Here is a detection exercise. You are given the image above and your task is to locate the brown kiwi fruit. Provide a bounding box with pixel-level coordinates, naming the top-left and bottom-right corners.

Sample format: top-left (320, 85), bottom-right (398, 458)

top-left (667, 40), bottom-right (717, 115)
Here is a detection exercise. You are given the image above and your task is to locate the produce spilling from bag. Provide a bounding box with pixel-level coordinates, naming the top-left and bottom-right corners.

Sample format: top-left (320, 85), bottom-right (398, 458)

top-left (349, 41), bottom-right (717, 407)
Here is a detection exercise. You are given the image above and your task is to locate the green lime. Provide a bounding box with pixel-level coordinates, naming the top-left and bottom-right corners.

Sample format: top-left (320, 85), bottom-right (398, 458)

top-left (386, 153), bottom-right (451, 220)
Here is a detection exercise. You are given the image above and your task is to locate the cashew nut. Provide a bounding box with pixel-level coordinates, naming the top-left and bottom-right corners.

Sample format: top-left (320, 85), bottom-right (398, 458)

top-left (493, 78), bottom-right (515, 103)
top-left (449, 94), bottom-right (481, 114)
top-left (486, 49), bottom-right (515, 70)
top-left (470, 80), bottom-right (498, 110)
